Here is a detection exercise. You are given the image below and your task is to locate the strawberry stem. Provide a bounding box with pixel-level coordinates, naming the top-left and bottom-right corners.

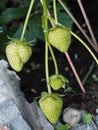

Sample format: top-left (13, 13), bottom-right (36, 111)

top-left (48, 43), bottom-right (59, 75)
top-left (47, 10), bottom-right (55, 27)
top-left (70, 31), bottom-right (98, 64)
top-left (53, 0), bottom-right (58, 25)
top-left (41, 0), bottom-right (52, 93)
top-left (20, 0), bottom-right (35, 41)
top-left (47, 11), bottom-right (59, 75)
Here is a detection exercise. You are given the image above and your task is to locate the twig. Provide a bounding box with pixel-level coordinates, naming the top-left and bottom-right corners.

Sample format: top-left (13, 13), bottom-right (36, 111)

top-left (65, 52), bottom-right (86, 93)
top-left (77, 0), bottom-right (98, 49)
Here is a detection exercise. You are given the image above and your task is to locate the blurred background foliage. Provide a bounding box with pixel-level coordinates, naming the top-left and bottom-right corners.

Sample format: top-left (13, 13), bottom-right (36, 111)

top-left (0, 0), bottom-right (73, 59)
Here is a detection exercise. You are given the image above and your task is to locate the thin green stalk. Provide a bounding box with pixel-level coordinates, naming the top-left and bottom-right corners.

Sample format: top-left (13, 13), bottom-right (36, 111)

top-left (48, 43), bottom-right (58, 75)
top-left (42, 0), bottom-right (52, 93)
top-left (42, 2), bottom-right (59, 75)
top-left (82, 62), bottom-right (95, 85)
top-left (70, 31), bottom-right (98, 64)
top-left (45, 41), bottom-right (51, 93)
top-left (20, 0), bottom-right (35, 41)
top-left (53, 0), bottom-right (58, 25)
top-left (47, 9), bottom-right (59, 75)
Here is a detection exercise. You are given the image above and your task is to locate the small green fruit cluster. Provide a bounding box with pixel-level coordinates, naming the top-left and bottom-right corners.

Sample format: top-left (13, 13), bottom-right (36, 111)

top-left (48, 26), bottom-right (71, 52)
top-left (49, 74), bottom-right (67, 90)
top-left (6, 39), bottom-right (32, 72)
top-left (39, 92), bottom-right (63, 124)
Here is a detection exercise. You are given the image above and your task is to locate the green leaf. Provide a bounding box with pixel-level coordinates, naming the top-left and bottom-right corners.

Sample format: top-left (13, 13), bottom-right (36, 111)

top-left (57, 124), bottom-right (71, 130)
top-left (82, 113), bottom-right (93, 123)
top-left (14, 13), bottom-right (44, 41)
top-left (58, 13), bottom-right (73, 29)
top-left (13, 25), bottom-right (23, 39)
top-left (28, 14), bottom-right (44, 40)
top-left (56, 3), bottom-right (73, 29)
top-left (0, 7), bottom-right (27, 25)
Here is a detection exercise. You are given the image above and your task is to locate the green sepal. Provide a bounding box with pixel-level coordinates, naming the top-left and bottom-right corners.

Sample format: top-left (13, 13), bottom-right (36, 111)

top-left (49, 74), bottom-right (68, 90)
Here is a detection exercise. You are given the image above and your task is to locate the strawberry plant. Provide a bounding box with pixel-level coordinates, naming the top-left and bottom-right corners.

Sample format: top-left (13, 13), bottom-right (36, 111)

top-left (1, 0), bottom-right (98, 126)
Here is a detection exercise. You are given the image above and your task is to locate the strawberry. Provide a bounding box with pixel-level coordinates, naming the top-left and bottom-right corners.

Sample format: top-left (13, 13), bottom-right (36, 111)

top-left (6, 39), bottom-right (32, 72)
top-left (17, 40), bottom-right (32, 63)
top-left (49, 74), bottom-right (67, 90)
top-left (48, 26), bottom-right (71, 52)
top-left (39, 92), bottom-right (63, 124)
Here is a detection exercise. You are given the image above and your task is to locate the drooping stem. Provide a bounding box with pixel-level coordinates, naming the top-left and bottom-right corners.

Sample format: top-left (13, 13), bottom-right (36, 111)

top-left (53, 0), bottom-right (58, 25)
top-left (57, 0), bottom-right (98, 53)
top-left (20, 0), bottom-right (35, 41)
top-left (70, 31), bottom-right (98, 64)
top-left (48, 43), bottom-right (58, 75)
top-left (65, 52), bottom-right (86, 93)
top-left (47, 10), bottom-right (59, 75)
top-left (42, 0), bottom-right (52, 93)
top-left (77, 0), bottom-right (98, 49)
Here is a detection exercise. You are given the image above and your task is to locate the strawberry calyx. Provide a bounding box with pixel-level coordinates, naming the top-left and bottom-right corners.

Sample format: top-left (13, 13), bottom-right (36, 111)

top-left (40, 92), bottom-right (63, 99)
top-left (49, 74), bottom-right (68, 90)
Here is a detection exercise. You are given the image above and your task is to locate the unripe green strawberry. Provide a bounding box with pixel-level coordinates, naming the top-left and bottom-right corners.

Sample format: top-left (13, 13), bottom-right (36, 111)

top-left (39, 93), bottom-right (63, 124)
top-left (48, 26), bottom-right (71, 52)
top-left (49, 74), bottom-right (67, 90)
top-left (17, 40), bottom-right (32, 63)
top-left (6, 39), bottom-right (32, 72)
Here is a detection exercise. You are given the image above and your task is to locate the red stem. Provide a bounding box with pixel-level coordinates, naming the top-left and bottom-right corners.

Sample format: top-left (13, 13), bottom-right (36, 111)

top-left (65, 52), bottom-right (86, 93)
top-left (47, 10), bottom-right (55, 27)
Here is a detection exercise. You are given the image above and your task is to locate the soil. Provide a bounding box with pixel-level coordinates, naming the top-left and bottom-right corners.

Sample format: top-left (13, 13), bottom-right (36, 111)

top-left (17, 0), bottom-right (98, 120)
